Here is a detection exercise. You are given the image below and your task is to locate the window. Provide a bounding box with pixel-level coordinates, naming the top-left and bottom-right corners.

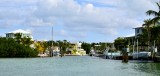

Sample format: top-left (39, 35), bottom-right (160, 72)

top-left (137, 29), bottom-right (139, 33)
top-left (6, 34), bottom-right (9, 37)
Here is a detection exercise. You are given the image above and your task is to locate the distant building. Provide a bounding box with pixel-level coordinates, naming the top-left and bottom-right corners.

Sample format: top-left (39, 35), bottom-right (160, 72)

top-left (68, 42), bottom-right (86, 55)
top-left (134, 27), bottom-right (143, 37)
top-left (73, 42), bottom-right (82, 50)
top-left (50, 46), bottom-right (60, 56)
top-left (124, 27), bottom-right (143, 38)
top-left (6, 29), bottom-right (32, 39)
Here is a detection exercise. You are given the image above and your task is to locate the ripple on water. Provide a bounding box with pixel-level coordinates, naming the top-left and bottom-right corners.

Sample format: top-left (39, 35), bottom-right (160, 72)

top-left (0, 56), bottom-right (160, 76)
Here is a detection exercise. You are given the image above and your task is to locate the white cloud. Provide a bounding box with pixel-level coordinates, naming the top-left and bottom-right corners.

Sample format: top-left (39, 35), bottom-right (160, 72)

top-left (56, 30), bottom-right (68, 37)
top-left (0, 0), bottom-right (158, 42)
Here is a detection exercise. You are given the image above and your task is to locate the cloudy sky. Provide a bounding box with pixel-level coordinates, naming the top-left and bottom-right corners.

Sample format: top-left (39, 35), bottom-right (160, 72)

top-left (0, 0), bottom-right (158, 42)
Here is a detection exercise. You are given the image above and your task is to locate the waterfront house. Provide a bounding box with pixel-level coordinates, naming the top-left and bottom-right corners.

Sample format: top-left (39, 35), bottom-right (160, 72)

top-left (67, 42), bottom-right (86, 55)
top-left (52, 46), bottom-right (60, 56)
top-left (123, 27), bottom-right (143, 39)
top-left (134, 27), bottom-right (143, 37)
top-left (6, 29), bottom-right (33, 39)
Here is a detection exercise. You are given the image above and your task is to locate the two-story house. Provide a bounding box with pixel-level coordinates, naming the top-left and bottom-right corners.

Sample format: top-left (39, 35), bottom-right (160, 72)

top-left (134, 27), bottom-right (143, 37)
top-left (6, 29), bottom-right (32, 39)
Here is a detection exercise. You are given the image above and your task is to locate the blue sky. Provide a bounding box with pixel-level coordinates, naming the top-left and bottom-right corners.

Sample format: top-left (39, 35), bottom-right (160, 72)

top-left (0, 0), bottom-right (158, 43)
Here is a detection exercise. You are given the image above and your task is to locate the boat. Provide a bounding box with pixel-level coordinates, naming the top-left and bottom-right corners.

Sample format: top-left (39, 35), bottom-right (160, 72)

top-left (132, 52), bottom-right (151, 60)
top-left (89, 49), bottom-right (95, 56)
top-left (53, 51), bottom-right (60, 56)
top-left (103, 50), bottom-right (122, 59)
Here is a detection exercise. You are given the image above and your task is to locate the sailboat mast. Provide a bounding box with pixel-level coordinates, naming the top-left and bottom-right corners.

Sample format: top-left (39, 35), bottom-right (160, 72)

top-left (52, 26), bottom-right (53, 46)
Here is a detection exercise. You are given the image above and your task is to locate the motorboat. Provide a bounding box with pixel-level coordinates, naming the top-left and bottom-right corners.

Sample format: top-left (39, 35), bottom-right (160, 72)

top-left (89, 49), bottom-right (95, 56)
top-left (132, 52), bottom-right (151, 60)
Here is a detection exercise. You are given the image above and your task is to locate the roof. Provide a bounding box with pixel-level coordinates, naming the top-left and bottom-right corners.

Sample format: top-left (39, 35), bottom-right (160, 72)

top-left (7, 29), bottom-right (30, 34)
top-left (125, 33), bottom-right (135, 37)
top-left (133, 27), bottom-right (143, 29)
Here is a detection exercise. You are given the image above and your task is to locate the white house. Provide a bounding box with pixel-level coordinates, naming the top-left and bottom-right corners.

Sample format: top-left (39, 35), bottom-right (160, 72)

top-left (125, 27), bottom-right (143, 38)
top-left (134, 27), bottom-right (143, 37)
top-left (6, 29), bottom-right (33, 39)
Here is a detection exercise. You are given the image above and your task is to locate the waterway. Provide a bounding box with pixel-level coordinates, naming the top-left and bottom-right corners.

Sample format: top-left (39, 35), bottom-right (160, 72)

top-left (0, 56), bottom-right (160, 76)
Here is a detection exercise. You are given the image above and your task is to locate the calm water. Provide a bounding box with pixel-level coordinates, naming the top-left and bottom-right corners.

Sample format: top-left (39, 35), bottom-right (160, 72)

top-left (0, 56), bottom-right (160, 76)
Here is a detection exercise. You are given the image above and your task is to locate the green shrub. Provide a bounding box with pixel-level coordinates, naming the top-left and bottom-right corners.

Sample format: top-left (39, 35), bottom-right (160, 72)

top-left (0, 37), bottom-right (38, 57)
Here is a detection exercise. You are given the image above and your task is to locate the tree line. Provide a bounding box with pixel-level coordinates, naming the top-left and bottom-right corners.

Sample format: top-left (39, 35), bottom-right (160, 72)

top-left (42, 41), bottom-right (112, 54)
top-left (0, 33), bottom-right (112, 57)
top-left (0, 36), bottom-right (38, 57)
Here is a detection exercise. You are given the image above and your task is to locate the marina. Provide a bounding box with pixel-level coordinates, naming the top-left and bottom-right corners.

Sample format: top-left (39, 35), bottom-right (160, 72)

top-left (0, 1), bottom-right (160, 76)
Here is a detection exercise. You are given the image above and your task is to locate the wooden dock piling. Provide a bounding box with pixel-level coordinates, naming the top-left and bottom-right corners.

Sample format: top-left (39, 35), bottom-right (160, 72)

top-left (122, 48), bottom-right (129, 62)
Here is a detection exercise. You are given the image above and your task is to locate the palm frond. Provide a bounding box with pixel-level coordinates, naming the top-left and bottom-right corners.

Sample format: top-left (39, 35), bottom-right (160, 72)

top-left (152, 17), bottom-right (160, 25)
top-left (142, 23), bottom-right (146, 27)
top-left (156, 2), bottom-right (160, 10)
top-left (142, 19), bottom-right (153, 27)
top-left (146, 10), bottom-right (159, 16)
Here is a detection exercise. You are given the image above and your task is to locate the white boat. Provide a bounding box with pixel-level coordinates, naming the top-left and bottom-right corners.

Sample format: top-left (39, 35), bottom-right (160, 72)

top-left (103, 50), bottom-right (121, 59)
top-left (89, 49), bottom-right (95, 56)
top-left (132, 52), bottom-right (151, 60)
top-left (53, 51), bottom-right (60, 56)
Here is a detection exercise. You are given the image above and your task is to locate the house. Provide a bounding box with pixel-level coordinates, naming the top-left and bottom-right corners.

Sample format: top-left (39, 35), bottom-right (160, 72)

top-left (73, 42), bottom-right (82, 50)
top-left (124, 27), bottom-right (143, 39)
top-left (133, 27), bottom-right (143, 37)
top-left (67, 42), bottom-right (86, 55)
top-left (51, 46), bottom-right (60, 56)
top-left (6, 29), bottom-right (33, 39)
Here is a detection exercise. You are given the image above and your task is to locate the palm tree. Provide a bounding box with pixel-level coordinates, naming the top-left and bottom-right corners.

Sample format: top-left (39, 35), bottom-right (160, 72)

top-left (142, 19), bottom-right (153, 51)
top-left (146, 2), bottom-right (160, 24)
top-left (146, 2), bottom-right (160, 54)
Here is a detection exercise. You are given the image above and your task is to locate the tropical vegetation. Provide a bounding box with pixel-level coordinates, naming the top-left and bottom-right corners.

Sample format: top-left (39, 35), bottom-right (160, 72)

top-left (0, 37), bottom-right (38, 57)
top-left (114, 2), bottom-right (160, 53)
